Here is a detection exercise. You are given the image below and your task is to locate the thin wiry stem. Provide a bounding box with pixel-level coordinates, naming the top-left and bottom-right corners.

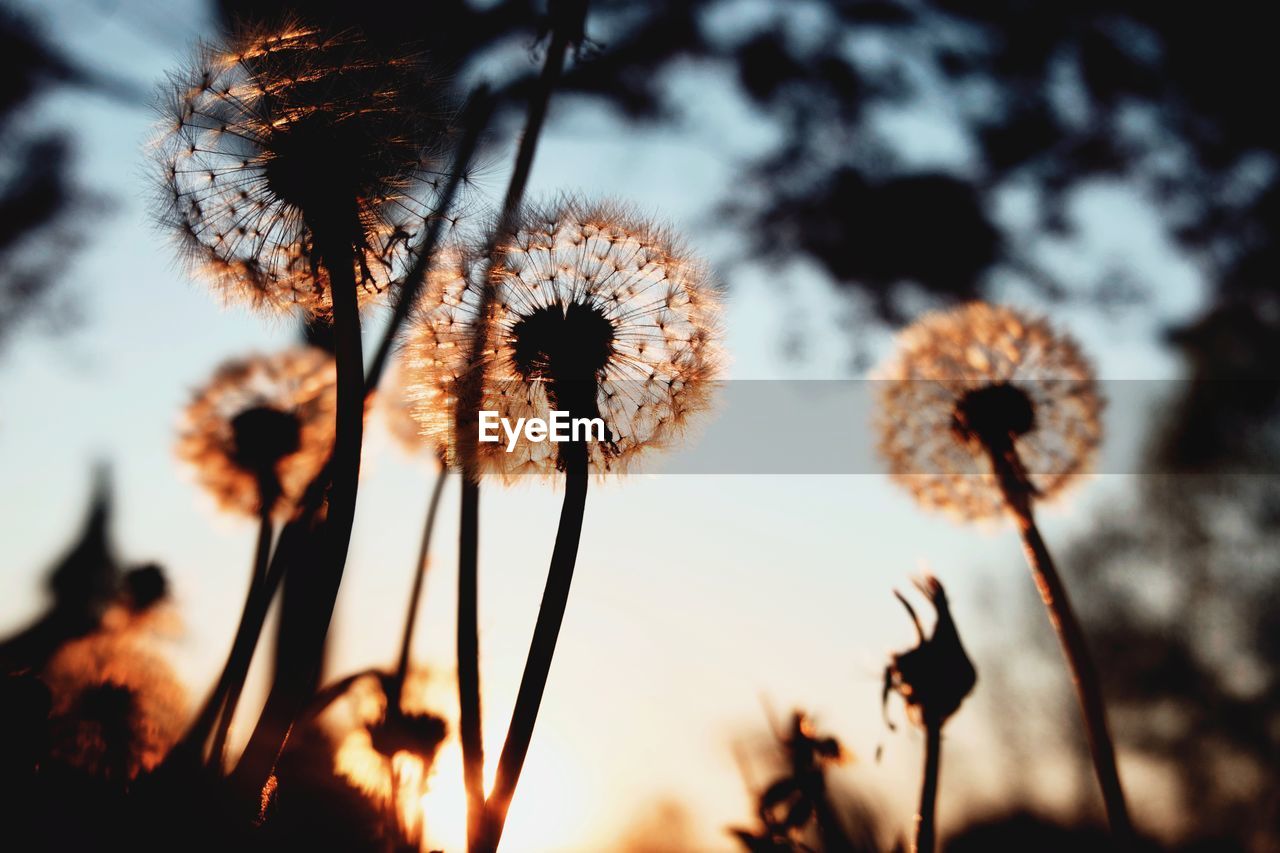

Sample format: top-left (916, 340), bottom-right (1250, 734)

top-left (364, 89), bottom-right (494, 398)
top-left (914, 723), bottom-right (941, 853)
top-left (387, 464), bottom-right (449, 713)
top-left (987, 443), bottom-right (1134, 845)
top-left (457, 26), bottom-right (575, 851)
top-left (172, 503), bottom-right (277, 770)
top-left (208, 507), bottom-right (277, 768)
top-left (476, 440), bottom-right (589, 853)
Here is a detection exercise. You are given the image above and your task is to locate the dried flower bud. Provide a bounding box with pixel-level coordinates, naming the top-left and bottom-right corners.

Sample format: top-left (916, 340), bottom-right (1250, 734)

top-left (884, 576), bottom-right (976, 730)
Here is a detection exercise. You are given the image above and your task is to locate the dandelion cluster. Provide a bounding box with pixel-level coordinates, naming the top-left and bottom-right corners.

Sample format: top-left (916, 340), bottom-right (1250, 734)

top-left (875, 303), bottom-right (1102, 520)
top-left (155, 23), bottom-right (453, 316)
top-left (177, 347), bottom-right (337, 517)
top-left (403, 200), bottom-right (721, 477)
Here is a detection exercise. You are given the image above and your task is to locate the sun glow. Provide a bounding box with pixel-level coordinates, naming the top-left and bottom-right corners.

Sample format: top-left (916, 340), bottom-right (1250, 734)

top-left (419, 734), bottom-right (590, 853)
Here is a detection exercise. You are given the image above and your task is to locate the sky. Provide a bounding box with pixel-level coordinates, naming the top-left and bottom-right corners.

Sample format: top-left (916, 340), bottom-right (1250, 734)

top-left (0, 0), bottom-right (1210, 849)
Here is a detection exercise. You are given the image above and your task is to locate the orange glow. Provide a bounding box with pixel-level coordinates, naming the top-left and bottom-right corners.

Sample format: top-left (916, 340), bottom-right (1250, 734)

top-left (418, 734), bottom-right (589, 853)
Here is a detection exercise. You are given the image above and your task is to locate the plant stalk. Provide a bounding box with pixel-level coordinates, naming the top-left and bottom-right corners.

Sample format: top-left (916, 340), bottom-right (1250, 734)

top-left (987, 443), bottom-right (1134, 845)
top-left (458, 476), bottom-right (485, 847)
top-left (233, 231), bottom-right (365, 805)
top-left (476, 440), bottom-right (589, 853)
top-left (457, 27), bottom-right (574, 850)
top-left (388, 465), bottom-right (449, 713)
top-left (914, 723), bottom-right (941, 853)
top-left (207, 508), bottom-right (277, 768)
top-left (364, 89), bottom-right (494, 398)
top-left (174, 504), bottom-right (277, 769)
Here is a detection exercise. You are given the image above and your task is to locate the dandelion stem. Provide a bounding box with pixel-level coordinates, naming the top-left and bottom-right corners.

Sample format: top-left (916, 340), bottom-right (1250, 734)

top-left (174, 504), bottom-right (277, 770)
top-left (914, 722), bottom-right (941, 853)
top-left (322, 236), bottom-right (367, 599)
top-left (207, 507), bottom-right (277, 768)
top-left (477, 441), bottom-right (589, 853)
top-left (233, 233), bottom-right (366, 806)
top-left (364, 89), bottom-right (494, 398)
top-left (458, 26), bottom-right (575, 851)
top-left (988, 444), bottom-right (1134, 845)
top-left (458, 476), bottom-right (486, 849)
top-left (388, 465), bottom-right (449, 713)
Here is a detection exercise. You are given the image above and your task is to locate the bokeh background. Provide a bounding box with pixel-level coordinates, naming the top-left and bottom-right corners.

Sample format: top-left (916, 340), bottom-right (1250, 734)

top-left (2, 1), bottom-right (1276, 849)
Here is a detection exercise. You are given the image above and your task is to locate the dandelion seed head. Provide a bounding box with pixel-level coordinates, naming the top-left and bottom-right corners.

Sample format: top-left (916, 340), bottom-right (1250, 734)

top-left (875, 303), bottom-right (1102, 520)
top-left (403, 200), bottom-right (723, 478)
top-left (42, 633), bottom-right (187, 781)
top-left (154, 23), bottom-right (454, 317)
top-left (177, 347), bottom-right (337, 518)
top-left (378, 360), bottom-right (439, 458)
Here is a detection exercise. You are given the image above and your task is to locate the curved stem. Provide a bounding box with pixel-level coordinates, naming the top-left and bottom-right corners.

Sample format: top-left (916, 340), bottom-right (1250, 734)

top-left (988, 444), bottom-right (1134, 845)
top-left (388, 465), bottom-right (449, 713)
top-left (233, 233), bottom-right (365, 806)
top-left (207, 509), bottom-right (277, 768)
top-left (457, 28), bottom-right (574, 851)
top-left (476, 441), bottom-right (589, 853)
top-left (174, 507), bottom-right (276, 769)
top-left (914, 723), bottom-right (941, 853)
top-left (364, 90), bottom-right (494, 397)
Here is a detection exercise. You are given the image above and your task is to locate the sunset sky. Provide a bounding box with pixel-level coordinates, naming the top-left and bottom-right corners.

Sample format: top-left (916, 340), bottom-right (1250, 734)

top-left (0, 0), bottom-right (1210, 849)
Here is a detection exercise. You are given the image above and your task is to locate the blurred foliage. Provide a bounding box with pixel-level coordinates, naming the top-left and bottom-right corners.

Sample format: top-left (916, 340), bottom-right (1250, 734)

top-left (730, 712), bottom-right (881, 853)
top-left (0, 6), bottom-right (120, 353)
top-left (213, 0), bottom-right (1275, 331)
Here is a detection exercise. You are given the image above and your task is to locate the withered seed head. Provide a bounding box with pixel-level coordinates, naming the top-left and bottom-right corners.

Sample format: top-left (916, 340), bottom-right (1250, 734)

top-left (884, 576), bottom-right (976, 730)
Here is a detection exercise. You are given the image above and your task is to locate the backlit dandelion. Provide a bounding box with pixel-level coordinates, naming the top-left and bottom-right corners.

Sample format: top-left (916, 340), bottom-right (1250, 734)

top-left (176, 347), bottom-right (335, 768)
top-left (331, 672), bottom-right (447, 846)
top-left (404, 200), bottom-right (722, 477)
top-left (177, 347), bottom-right (336, 518)
top-left (156, 30), bottom-right (444, 784)
top-left (43, 632), bottom-right (187, 781)
top-left (875, 303), bottom-right (1132, 843)
top-left (155, 23), bottom-right (453, 317)
top-left (402, 199), bottom-right (721, 851)
top-left (875, 302), bottom-right (1101, 520)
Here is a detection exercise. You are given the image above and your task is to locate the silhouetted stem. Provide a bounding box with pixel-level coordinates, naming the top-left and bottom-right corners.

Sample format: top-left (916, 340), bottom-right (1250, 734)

top-left (987, 444), bottom-right (1134, 845)
top-left (175, 505), bottom-right (277, 769)
top-left (476, 441), bottom-right (589, 853)
top-left (458, 477), bottom-right (485, 848)
top-left (233, 232), bottom-right (365, 807)
top-left (364, 89), bottom-right (494, 397)
top-left (458, 28), bottom-right (574, 851)
top-left (207, 508), bottom-right (276, 768)
top-left (914, 723), bottom-right (941, 853)
top-left (387, 465), bottom-right (449, 713)
top-left (498, 29), bottom-right (569, 219)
